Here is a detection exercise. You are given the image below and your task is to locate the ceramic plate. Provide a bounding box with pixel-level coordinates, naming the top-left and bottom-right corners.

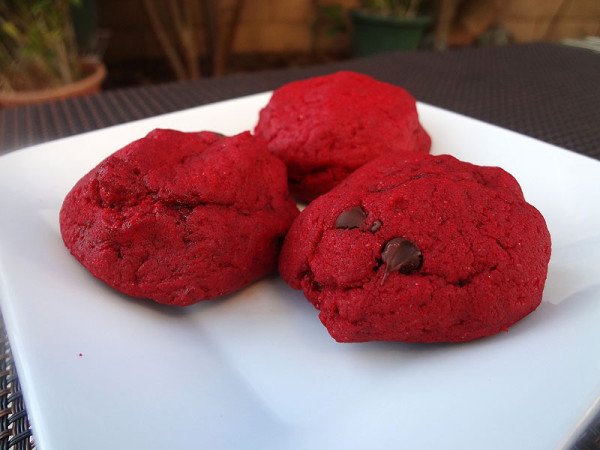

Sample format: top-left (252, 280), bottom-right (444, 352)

top-left (1, 93), bottom-right (599, 450)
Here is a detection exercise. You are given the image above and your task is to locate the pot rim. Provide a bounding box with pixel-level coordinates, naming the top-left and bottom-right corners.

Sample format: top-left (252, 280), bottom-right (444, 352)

top-left (349, 9), bottom-right (432, 25)
top-left (0, 59), bottom-right (107, 107)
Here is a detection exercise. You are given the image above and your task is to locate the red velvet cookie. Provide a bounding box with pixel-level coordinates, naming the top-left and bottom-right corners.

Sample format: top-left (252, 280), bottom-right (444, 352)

top-left (279, 153), bottom-right (551, 343)
top-left (60, 129), bottom-right (299, 306)
top-left (254, 71), bottom-right (431, 203)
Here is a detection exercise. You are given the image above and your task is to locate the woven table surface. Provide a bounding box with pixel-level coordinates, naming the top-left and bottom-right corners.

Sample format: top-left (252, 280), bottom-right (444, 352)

top-left (1, 43), bottom-right (599, 159)
top-left (0, 42), bottom-right (599, 449)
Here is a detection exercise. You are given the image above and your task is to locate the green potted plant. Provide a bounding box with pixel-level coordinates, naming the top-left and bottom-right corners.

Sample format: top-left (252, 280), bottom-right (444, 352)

top-left (349, 0), bottom-right (432, 56)
top-left (0, 0), bottom-right (106, 107)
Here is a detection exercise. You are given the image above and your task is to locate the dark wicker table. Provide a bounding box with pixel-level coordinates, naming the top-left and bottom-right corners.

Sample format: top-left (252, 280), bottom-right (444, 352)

top-left (0, 43), bottom-right (599, 449)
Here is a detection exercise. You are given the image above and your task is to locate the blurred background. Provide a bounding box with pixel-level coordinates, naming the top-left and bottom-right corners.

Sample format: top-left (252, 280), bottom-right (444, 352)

top-left (1, 0), bottom-right (599, 104)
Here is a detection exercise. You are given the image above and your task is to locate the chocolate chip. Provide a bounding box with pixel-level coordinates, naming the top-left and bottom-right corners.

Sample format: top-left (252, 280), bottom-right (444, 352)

top-left (369, 220), bottom-right (382, 232)
top-left (381, 237), bottom-right (423, 280)
top-left (335, 206), bottom-right (366, 229)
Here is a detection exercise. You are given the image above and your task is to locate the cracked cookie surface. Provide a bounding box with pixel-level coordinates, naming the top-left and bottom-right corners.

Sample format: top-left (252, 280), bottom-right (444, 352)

top-left (60, 129), bottom-right (299, 306)
top-left (279, 153), bottom-right (551, 343)
top-left (254, 71), bottom-right (431, 203)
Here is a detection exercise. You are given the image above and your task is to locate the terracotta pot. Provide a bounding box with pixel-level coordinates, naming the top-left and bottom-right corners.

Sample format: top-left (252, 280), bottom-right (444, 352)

top-left (0, 59), bottom-right (107, 107)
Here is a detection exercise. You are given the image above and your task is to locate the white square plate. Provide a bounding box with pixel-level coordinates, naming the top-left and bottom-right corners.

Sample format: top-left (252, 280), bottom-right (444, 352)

top-left (1, 93), bottom-right (599, 450)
